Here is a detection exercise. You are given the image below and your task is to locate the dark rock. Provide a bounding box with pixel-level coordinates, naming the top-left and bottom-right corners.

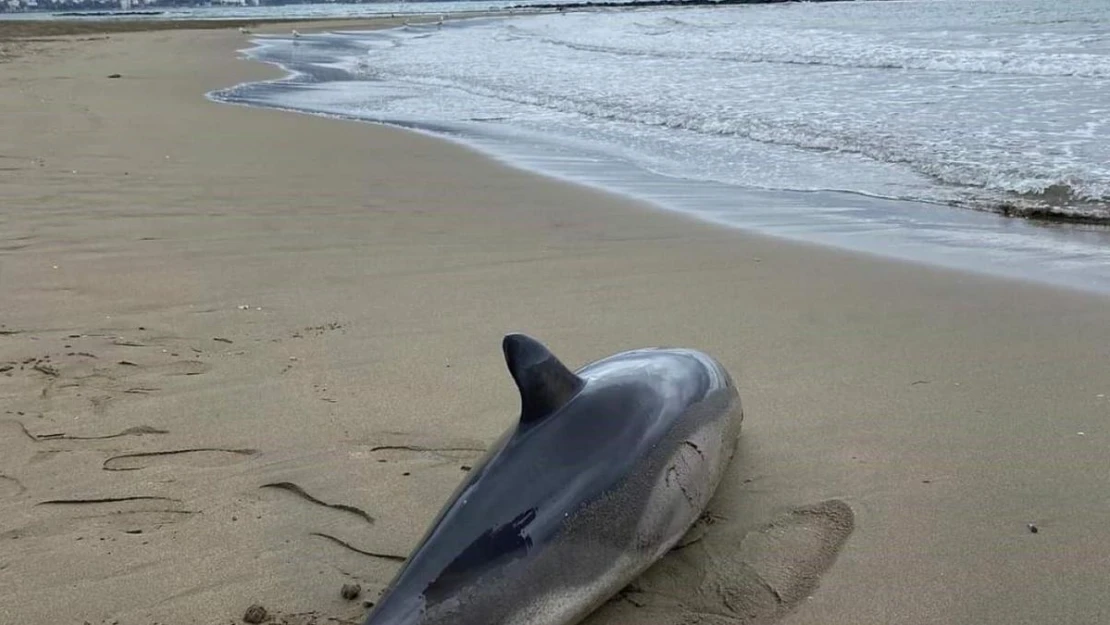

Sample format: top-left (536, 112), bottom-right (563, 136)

top-left (242, 604), bottom-right (267, 623)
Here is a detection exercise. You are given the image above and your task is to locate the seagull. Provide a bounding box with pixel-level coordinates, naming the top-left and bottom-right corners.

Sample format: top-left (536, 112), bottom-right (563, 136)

top-left (238, 26), bottom-right (251, 34)
top-left (292, 29), bottom-right (302, 38)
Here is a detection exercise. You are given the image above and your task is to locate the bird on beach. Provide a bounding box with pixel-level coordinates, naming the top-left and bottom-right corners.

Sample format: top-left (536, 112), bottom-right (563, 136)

top-left (238, 26), bottom-right (251, 34)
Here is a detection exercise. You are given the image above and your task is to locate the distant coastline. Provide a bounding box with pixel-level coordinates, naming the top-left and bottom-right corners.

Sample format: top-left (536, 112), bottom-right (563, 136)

top-left (3, 0), bottom-right (849, 17)
top-left (514, 0), bottom-right (825, 10)
top-left (51, 9), bottom-right (163, 15)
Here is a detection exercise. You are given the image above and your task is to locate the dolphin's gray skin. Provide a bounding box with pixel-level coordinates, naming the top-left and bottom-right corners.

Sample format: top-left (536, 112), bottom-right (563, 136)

top-left (363, 334), bottom-right (743, 625)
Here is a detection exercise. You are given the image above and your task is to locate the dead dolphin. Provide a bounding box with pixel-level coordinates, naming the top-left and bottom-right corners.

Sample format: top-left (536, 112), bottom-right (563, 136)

top-left (363, 333), bottom-right (743, 625)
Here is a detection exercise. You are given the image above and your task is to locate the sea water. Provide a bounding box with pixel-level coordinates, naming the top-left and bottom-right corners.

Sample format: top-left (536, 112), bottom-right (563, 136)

top-left (211, 0), bottom-right (1110, 294)
top-left (0, 1), bottom-right (584, 21)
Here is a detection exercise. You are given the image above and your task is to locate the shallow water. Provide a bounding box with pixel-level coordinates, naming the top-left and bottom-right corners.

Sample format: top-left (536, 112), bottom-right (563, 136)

top-left (210, 1), bottom-right (1110, 295)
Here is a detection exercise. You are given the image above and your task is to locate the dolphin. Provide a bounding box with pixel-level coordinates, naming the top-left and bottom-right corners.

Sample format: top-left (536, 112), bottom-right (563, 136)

top-left (363, 333), bottom-right (743, 625)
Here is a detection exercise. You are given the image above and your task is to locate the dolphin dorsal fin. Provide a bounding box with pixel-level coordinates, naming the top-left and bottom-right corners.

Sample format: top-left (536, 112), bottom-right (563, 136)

top-left (502, 334), bottom-right (584, 424)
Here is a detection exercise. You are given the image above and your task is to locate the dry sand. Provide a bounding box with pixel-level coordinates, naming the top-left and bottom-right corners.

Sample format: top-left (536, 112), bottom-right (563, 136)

top-left (1, 20), bottom-right (1109, 625)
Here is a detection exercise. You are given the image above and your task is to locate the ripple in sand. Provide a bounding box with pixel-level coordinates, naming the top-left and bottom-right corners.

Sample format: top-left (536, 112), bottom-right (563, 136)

top-left (103, 447), bottom-right (257, 471)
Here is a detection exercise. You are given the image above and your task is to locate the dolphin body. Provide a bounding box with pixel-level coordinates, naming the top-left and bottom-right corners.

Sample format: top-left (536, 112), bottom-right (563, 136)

top-left (363, 334), bottom-right (743, 625)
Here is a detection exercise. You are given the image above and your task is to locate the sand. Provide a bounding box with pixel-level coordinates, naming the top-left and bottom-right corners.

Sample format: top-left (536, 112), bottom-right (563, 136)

top-left (2, 20), bottom-right (1109, 625)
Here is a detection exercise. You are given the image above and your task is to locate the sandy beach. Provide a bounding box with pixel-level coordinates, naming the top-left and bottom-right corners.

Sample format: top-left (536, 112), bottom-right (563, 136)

top-left (2, 19), bottom-right (1109, 625)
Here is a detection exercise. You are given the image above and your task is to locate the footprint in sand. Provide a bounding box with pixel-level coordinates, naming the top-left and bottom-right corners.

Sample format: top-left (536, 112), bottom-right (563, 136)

top-left (102, 448), bottom-right (257, 472)
top-left (11, 333), bottom-right (212, 419)
top-left (585, 499), bottom-right (855, 625)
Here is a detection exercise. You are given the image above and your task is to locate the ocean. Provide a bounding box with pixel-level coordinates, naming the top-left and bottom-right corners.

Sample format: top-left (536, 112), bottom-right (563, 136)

top-left (0, 1), bottom-right (580, 21)
top-left (210, 0), bottom-right (1110, 294)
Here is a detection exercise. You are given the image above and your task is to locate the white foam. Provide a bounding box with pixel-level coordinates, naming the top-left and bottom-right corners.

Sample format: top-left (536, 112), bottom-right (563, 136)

top-left (318, 0), bottom-right (1110, 216)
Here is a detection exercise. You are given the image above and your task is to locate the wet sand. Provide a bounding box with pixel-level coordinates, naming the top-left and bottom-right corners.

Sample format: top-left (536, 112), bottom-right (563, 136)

top-left (2, 20), bottom-right (1109, 625)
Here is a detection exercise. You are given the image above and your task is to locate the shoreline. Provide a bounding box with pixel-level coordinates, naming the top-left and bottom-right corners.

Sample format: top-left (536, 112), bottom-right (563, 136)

top-left (215, 24), bottom-right (1110, 297)
top-left (2, 21), bottom-right (1110, 625)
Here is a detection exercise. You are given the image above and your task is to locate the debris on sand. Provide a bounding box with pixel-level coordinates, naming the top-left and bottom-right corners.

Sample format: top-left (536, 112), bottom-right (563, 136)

top-left (32, 363), bottom-right (59, 377)
top-left (341, 583), bottom-right (362, 600)
top-left (243, 604), bottom-right (268, 623)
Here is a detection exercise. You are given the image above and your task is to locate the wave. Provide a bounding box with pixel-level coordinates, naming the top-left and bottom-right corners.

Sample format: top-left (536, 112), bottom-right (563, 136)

top-left (365, 64), bottom-right (1110, 215)
top-left (956, 196), bottom-right (1110, 225)
top-left (991, 184), bottom-right (1110, 223)
top-left (507, 26), bottom-right (1110, 79)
